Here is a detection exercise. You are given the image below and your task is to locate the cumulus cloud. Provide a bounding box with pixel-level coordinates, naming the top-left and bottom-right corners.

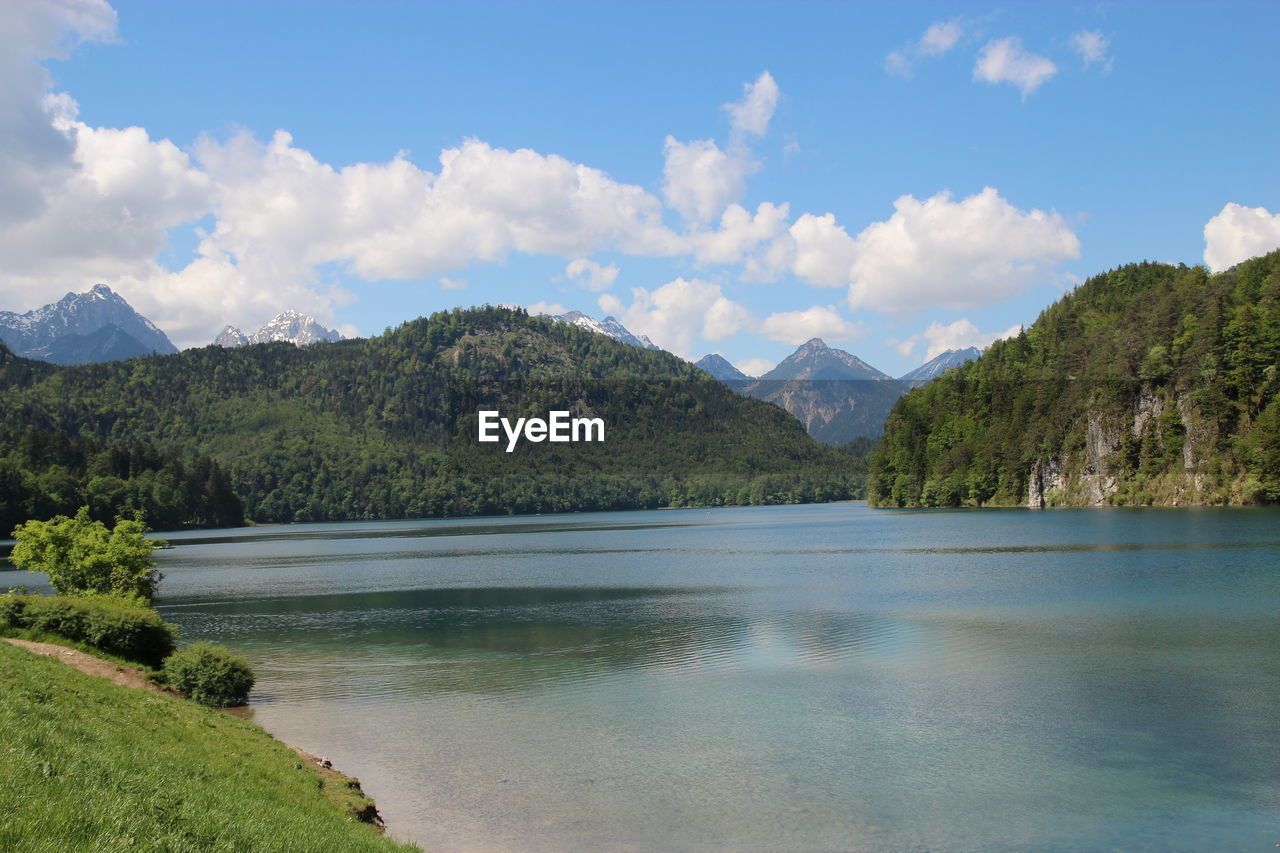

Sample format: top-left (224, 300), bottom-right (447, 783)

top-left (526, 300), bottom-right (568, 317)
top-left (690, 201), bottom-right (790, 267)
top-left (895, 318), bottom-right (1023, 361)
top-left (847, 187), bottom-right (1079, 312)
top-left (663, 71), bottom-right (776, 224)
top-left (661, 137), bottom-right (746, 224)
top-left (150, 131), bottom-right (685, 344)
top-left (974, 37), bottom-right (1057, 97)
top-left (1203, 203), bottom-right (1280, 271)
top-left (761, 305), bottom-right (863, 346)
top-left (886, 18), bottom-right (965, 78)
top-left (0, 0), bottom-right (216, 337)
top-left (724, 71), bottom-right (779, 141)
top-left (439, 276), bottom-right (466, 290)
top-left (734, 357), bottom-right (775, 378)
top-left (565, 258), bottom-right (619, 292)
top-left (616, 278), bottom-right (754, 357)
top-left (1070, 30), bottom-right (1113, 72)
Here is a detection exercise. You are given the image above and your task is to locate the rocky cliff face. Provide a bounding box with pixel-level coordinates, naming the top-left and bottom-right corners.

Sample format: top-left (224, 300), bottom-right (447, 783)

top-left (1026, 385), bottom-right (1215, 507)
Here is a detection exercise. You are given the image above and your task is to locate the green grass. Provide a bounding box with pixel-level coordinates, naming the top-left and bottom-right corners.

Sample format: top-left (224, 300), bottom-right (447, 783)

top-left (0, 641), bottom-right (421, 852)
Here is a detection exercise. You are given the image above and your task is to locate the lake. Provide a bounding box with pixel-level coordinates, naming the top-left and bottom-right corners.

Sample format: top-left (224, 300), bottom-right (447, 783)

top-left (28, 503), bottom-right (1280, 851)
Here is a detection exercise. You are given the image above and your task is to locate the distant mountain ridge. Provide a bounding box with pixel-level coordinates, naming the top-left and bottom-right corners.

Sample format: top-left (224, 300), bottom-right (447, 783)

top-left (547, 310), bottom-right (659, 350)
top-left (216, 310), bottom-right (342, 348)
top-left (694, 354), bottom-right (750, 383)
top-left (0, 306), bottom-right (863, 523)
top-left (733, 339), bottom-right (908, 444)
top-left (899, 347), bottom-right (983, 384)
top-left (0, 284), bottom-right (177, 365)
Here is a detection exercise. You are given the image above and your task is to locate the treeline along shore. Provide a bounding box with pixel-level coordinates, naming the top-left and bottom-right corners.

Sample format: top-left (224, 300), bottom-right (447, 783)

top-left (1, 305), bottom-right (862, 527)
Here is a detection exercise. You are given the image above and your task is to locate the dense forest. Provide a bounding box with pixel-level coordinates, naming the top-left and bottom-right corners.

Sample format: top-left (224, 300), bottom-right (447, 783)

top-left (1, 307), bottom-right (861, 526)
top-left (0, 428), bottom-right (242, 533)
top-left (870, 251), bottom-right (1280, 507)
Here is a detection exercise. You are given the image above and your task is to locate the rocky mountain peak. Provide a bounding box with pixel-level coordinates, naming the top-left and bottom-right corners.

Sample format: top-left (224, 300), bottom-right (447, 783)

top-left (0, 283), bottom-right (177, 364)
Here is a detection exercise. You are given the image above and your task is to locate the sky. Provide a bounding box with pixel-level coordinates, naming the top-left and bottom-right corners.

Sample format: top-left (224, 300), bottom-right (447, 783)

top-left (2, 1), bottom-right (1278, 377)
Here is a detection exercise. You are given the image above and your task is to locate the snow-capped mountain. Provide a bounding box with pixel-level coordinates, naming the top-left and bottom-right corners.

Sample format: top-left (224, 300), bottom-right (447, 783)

top-left (694, 353), bottom-right (750, 383)
top-left (0, 284), bottom-right (177, 365)
top-left (546, 310), bottom-right (659, 350)
top-left (898, 347), bottom-right (983, 384)
top-left (216, 310), bottom-right (342, 348)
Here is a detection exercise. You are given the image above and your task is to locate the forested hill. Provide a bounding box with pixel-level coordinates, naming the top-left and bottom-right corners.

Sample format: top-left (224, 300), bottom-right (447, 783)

top-left (869, 251), bottom-right (1280, 507)
top-left (1, 306), bottom-right (861, 524)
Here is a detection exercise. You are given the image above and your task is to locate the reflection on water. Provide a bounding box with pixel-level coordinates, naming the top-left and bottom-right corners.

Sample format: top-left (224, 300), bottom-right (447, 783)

top-left (119, 505), bottom-right (1280, 851)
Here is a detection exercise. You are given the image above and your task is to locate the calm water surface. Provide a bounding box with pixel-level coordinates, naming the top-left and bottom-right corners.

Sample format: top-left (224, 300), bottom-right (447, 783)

top-left (42, 504), bottom-right (1280, 850)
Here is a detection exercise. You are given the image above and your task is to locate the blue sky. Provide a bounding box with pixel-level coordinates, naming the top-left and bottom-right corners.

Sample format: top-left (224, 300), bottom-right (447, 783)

top-left (3, 1), bottom-right (1278, 376)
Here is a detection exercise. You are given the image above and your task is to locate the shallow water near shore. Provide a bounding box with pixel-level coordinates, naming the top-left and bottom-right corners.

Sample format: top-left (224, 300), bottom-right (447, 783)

top-left (30, 503), bottom-right (1280, 851)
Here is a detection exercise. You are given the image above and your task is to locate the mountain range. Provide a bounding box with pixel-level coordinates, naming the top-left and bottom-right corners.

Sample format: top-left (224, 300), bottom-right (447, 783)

top-left (737, 339), bottom-right (907, 444)
top-left (546, 310), bottom-right (659, 350)
top-left (0, 284), bottom-right (177, 365)
top-left (0, 306), bottom-right (862, 523)
top-left (898, 346), bottom-right (983, 384)
top-left (693, 354), bottom-right (750, 384)
top-left (691, 340), bottom-right (982, 444)
top-left (215, 311), bottom-right (342, 348)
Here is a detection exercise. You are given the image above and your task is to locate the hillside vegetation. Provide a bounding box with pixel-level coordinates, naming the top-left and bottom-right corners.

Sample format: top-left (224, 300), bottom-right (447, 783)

top-left (0, 641), bottom-right (417, 852)
top-left (870, 251), bottom-right (1280, 507)
top-left (1, 306), bottom-right (860, 523)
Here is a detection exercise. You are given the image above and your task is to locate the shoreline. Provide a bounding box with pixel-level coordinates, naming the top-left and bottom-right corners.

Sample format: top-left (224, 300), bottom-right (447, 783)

top-left (1, 636), bottom-right (408, 847)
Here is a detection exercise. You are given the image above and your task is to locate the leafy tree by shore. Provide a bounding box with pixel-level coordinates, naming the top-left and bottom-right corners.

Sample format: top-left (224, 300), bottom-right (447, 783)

top-left (9, 507), bottom-right (164, 603)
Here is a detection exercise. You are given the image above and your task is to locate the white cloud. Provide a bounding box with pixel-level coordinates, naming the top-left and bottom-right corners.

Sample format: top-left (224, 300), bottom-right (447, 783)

top-left (920, 20), bottom-right (965, 56)
top-left (734, 357), bottom-right (775, 378)
top-left (0, 0), bottom-right (217, 340)
top-left (597, 292), bottom-right (623, 315)
top-left (785, 213), bottom-right (860, 287)
top-left (616, 278), bottom-right (754, 358)
top-left (526, 300), bottom-right (567, 317)
top-left (724, 71), bottom-right (779, 140)
top-left (150, 131), bottom-right (686, 345)
top-left (439, 276), bottom-right (466, 290)
top-left (1070, 30), bottom-right (1112, 72)
top-left (690, 202), bottom-right (790, 267)
top-left (847, 187), bottom-right (1079, 313)
top-left (761, 305), bottom-right (863, 346)
top-left (974, 37), bottom-right (1057, 97)
top-left (662, 136), bottom-right (747, 224)
top-left (664, 70), bottom-right (777, 224)
top-left (1204, 203), bottom-right (1280, 271)
top-left (896, 318), bottom-right (1023, 361)
top-left (565, 258), bottom-right (618, 292)
top-left (886, 18), bottom-right (965, 78)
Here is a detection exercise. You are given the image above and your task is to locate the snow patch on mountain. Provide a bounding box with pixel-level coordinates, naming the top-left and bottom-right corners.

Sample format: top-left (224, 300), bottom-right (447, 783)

top-left (215, 311), bottom-right (342, 348)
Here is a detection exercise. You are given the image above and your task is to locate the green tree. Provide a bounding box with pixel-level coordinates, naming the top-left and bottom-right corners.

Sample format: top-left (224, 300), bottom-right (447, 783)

top-left (9, 507), bottom-right (165, 603)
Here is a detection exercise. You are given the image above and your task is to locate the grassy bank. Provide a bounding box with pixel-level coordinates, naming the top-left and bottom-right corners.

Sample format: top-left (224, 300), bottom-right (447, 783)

top-left (0, 640), bottom-right (420, 852)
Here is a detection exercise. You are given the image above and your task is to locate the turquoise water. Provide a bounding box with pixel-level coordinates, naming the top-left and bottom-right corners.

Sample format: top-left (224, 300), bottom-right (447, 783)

top-left (47, 504), bottom-right (1280, 850)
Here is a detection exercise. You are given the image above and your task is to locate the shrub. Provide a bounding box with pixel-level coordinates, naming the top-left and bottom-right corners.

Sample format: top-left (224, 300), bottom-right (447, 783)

top-left (0, 594), bottom-right (177, 667)
top-left (163, 642), bottom-right (255, 707)
top-left (9, 507), bottom-right (164, 603)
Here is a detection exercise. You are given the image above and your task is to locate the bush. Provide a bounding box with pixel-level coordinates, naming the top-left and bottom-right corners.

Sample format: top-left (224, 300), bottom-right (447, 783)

top-left (0, 594), bottom-right (177, 667)
top-left (163, 642), bottom-right (255, 707)
top-left (9, 507), bottom-right (164, 603)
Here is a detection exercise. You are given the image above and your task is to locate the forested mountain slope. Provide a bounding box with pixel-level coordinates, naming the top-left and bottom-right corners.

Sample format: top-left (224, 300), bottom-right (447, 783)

top-left (1, 307), bottom-right (860, 523)
top-left (869, 251), bottom-right (1280, 507)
